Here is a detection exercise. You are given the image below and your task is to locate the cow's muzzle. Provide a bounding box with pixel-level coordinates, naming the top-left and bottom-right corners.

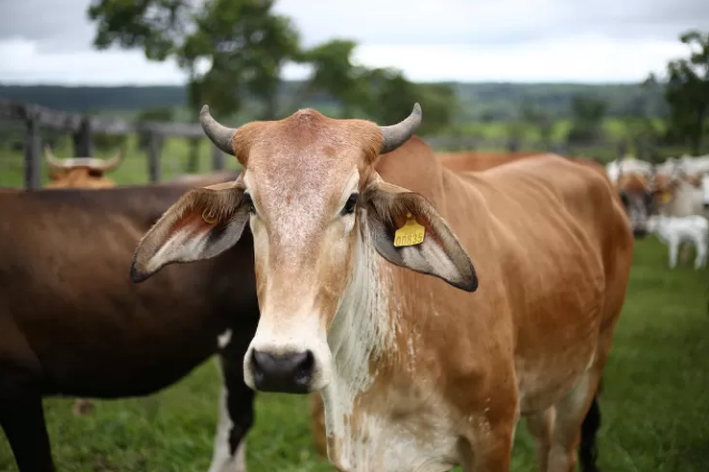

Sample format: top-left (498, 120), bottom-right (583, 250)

top-left (249, 349), bottom-right (314, 393)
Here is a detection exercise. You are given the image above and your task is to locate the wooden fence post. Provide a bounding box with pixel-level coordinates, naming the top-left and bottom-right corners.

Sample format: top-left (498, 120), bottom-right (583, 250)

top-left (73, 116), bottom-right (94, 157)
top-left (212, 144), bottom-right (225, 171)
top-left (147, 133), bottom-right (162, 183)
top-left (24, 112), bottom-right (41, 189)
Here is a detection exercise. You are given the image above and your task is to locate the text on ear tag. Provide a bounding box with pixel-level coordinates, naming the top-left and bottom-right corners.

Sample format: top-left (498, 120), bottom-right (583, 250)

top-left (660, 191), bottom-right (672, 204)
top-left (202, 209), bottom-right (218, 225)
top-left (394, 212), bottom-right (426, 247)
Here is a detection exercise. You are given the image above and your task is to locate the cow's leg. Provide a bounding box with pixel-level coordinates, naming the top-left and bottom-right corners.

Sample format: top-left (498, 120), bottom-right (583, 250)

top-left (311, 393), bottom-right (328, 457)
top-left (458, 398), bottom-right (517, 472)
top-left (668, 240), bottom-right (678, 268)
top-left (547, 371), bottom-right (602, 472)
top-left (578, 394), bottom-right (602, 472)
top-left (679, 241), bottom-right (692, 265)
top-left (0, 329), bottom-right (54, 472)
top-left (694, 240), bottom-right (707, 269)
top-left (206, 328), bottom-right (255, 472)
top-left (0, 359), bottom-right (55, 472)
top-left (459, 421), bottom-right (515, 472)
top-left (526, 407), bottom-right (554, 472)
top-left (0, 394), bottom-right (55, 472)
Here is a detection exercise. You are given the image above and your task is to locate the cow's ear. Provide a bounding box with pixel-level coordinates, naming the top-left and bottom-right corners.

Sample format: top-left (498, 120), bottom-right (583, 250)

top-left (130, 182), bottom-right (249, 283)
top-left (362, 179), bottom-right (478, 292)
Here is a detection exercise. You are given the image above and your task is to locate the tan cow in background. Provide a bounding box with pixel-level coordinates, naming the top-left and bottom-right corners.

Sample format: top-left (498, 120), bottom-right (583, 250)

top-left (44, 145), bottom-right (124, 189)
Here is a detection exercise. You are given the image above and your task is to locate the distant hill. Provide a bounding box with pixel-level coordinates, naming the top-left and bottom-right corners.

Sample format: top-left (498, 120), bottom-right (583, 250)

top-left (0, 81), bottom-right (666, 123)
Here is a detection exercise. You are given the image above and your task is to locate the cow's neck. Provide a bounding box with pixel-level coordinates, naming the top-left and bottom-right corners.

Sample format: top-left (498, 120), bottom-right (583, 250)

top-left (321, 220), bottom-right (402, 468)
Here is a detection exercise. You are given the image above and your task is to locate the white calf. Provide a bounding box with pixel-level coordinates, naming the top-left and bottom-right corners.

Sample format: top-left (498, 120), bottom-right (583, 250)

top-left (647, 214), bottom-right (709, 269)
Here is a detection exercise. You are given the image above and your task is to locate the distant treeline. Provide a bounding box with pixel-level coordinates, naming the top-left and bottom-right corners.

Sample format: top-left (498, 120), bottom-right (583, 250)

top-left (0, 81), bottom-right (665, 123)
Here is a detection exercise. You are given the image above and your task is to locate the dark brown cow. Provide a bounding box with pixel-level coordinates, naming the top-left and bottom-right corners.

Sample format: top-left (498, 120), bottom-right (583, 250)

top-left (0, 172), bottom-right (260, 472)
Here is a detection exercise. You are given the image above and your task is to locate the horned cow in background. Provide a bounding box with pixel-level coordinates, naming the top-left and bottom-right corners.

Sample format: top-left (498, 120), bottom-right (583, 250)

top-left (44, 145), bottom-right (124, 189)
top-left (606, 156), bottom-right (655, 238)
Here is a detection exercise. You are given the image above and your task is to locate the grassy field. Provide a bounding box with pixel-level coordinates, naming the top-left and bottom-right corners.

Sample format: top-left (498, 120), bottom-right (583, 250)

top-left (0, 235), bottom-right (707, 471)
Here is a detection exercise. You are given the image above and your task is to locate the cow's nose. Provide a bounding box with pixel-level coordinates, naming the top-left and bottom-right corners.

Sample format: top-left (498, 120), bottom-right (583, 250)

top-left (250, 349), bottom-right (314, 393)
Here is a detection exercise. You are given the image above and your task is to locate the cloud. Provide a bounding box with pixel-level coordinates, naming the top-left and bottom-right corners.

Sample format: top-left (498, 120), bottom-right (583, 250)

top-left (0, 0), bottom-right (706, 85)
top-left (0, 38), bottom-right (187, 85)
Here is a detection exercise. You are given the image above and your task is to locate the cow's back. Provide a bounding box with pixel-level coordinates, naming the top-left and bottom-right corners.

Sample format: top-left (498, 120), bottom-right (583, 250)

top-left (0, 179), bottom-right (257, 397)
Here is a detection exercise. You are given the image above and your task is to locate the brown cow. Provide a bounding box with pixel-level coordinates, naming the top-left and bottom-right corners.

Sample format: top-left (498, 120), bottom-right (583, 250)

top-left (306, 151), bottom-right (618, 461)
top-left (0, 172), bottom-right (259, 472)
top-left (44, 145), bottom-right (124, 189)
top-left (131, 104), bottom-right (633, 472)
top-left (436, 150), bottom-right (540, 172)
top-left (43, 146), bottom-right (124, 415)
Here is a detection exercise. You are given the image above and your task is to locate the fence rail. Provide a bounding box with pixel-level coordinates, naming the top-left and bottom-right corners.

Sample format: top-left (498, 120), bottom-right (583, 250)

top-left (1, 99), bottom-right (627, 190)
top-left (0, 99), bottom-right (223, 189)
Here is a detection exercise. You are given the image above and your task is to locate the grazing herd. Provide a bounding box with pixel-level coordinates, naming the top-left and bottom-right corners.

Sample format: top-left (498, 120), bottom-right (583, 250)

top-left (606, 154), bottom-right (709, 269)
top-left (0, 104), bottom-right (699, 472)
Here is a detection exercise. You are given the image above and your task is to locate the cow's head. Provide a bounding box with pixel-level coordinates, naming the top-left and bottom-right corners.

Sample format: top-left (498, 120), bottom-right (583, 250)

top-left (131, 104), bottom-right (477, 394)
top-left (616, 172), bottom-right (653, 238)
top-left (650, 168), bottom-right (704, 210)
top-left (44, 145), bottom-right (123, 189)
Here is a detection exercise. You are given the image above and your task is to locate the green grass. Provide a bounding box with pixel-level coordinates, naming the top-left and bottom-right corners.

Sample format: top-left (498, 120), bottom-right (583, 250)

top-left (0, 237), bottom-right (708, 471)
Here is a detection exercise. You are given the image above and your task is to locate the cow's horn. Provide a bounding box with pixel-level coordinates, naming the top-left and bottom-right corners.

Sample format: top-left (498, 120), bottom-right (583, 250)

top-left (44, 145), bottom-right (65, 169)
top-left (200, 105), bottom-right (237, 156)
top-left (378, 103), bottom-right (422, 154)
top-left (95, 149), bottom-right (124, 172)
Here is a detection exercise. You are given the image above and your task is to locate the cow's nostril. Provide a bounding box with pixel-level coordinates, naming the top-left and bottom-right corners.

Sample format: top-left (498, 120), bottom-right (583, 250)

top-left (250, 349), bottom-right (314, 394)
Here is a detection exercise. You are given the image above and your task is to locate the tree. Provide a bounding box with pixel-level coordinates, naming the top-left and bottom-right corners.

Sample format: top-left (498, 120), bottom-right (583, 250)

top-left (361, 68), bottom-right (456, 135)
top-left (294, 39), bottom-right (370, 117)
top-left (296, 42), bottom-right (456, 134)
top-left (652, 30), bottom-right (709, 154)
top-left (413, 83), bottom-right (458, 135)
top-left (519, 100), bottom-right (553, 149)
top-left (566, 95), bottom-right (607, 144)
top-left (88, 0), bottom-right (300, 170)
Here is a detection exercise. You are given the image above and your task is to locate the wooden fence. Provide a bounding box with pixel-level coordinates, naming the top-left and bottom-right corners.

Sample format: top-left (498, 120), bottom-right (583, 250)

top-left (0, 99), bottom-right (228, 189)
top-left (1, 99), bottom-right (612, 190)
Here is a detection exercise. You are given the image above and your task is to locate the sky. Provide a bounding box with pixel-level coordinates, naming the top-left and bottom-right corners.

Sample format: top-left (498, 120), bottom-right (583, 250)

top-left (0, 0), bottom-right (707, 85)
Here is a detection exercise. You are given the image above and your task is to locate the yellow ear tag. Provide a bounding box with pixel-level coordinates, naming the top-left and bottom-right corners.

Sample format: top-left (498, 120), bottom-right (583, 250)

top-left (660, 192), bottom-right (672, 204)
top-left (202, 209), bottom-right (218, 225)
top-left (394, 212), bottom-right (426, 248)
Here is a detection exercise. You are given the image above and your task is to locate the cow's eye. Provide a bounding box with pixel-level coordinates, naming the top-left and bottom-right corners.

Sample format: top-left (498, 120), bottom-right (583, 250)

top-left (243, 193), bottom-right (256, 214)
top-left (342, 193), bottom-right (359, 215)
